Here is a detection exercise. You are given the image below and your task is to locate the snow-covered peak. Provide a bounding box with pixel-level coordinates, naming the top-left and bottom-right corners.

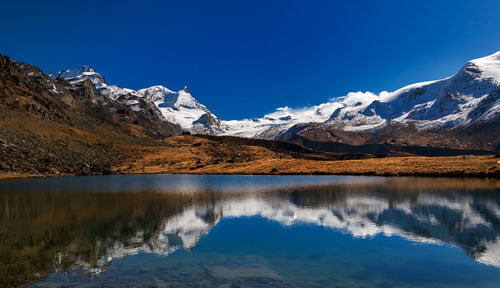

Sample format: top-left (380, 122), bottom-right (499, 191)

top-left (223, 51), bottom-right (500, 137)
top-left (176, 88), bottom-right (200, 108)
top-left (51, 66), bottom-right (95, 79)
top-left (135, 85), bottom-right (224, 133)
top-left (222, 102), bottom-right (341, 138)
top-left (50, 51), bottom-right (500, 137)
top-left (137, 85), bottom-right (176, 103)
top-left (316, 51), bottom-right (500, 132)
top-left (51, 65), bottom-right (224, 133)
top-left (137, 86), bottom-right (199, 110)
top-left (50, 66), bottom-right (107, 88)
top-left (468, 51), bottom-right (500, 81)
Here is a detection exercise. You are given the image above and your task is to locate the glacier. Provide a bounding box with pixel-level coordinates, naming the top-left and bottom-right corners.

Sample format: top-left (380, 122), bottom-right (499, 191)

top-left (51, 51), bottom-right (500, 138)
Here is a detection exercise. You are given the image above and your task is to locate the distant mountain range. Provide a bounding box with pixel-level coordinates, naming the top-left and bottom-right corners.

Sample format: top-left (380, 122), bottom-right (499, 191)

top-left (49, 67), bottom-right (224, 134)
top-left (0, 54), bottom-right (181, 175)
top-left (48, 51), bottom-right (500, 151)
top-left (0, 50), bottom-right (499, 172)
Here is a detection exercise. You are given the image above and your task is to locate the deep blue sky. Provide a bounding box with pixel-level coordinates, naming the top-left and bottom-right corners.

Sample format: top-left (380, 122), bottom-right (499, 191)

top-left (2, 0), bottom-right (500, 120)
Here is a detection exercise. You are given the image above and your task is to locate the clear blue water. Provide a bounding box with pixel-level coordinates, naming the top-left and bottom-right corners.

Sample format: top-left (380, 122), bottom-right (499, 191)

top-left (1, 175), bottom-right (499, 287)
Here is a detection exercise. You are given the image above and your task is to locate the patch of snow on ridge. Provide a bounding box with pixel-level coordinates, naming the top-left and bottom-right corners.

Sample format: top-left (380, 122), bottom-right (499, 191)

top-left (51, 66), bottom-right (223, 133)
top-left (222, 101), bottom-right (342, 138)
top-left (470, 51), bottom-right (500, 81)
top-left (137, 86), bottom-right (223, 132)
top-left (378, 80), bottom-right (442, 103)
top-left (322, 51), bottom-right (500, 131)
top-left (51, 50), bottom-right (500, 137)
top-left (50, 66), bottom-right (107, 88)
top-left (101, 85), bottom-right (139, 101)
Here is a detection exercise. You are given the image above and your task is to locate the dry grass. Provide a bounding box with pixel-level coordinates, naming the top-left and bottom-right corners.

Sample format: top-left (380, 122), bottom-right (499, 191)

top-left (115, 136), bottom-right (500, 177)
top-left (1, 135), bottom-right (498, 181)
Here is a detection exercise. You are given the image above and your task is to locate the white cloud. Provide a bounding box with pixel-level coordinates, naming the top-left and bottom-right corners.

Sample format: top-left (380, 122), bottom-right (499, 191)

top-left (259, 90), bottom-right (392, 123)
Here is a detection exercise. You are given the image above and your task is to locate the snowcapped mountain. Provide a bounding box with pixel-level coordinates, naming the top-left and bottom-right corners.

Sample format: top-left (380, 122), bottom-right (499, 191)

top-left (50, 68), bottom-right (224, 134)
top-left (137, 85), bottom-right (224, 134)
top-left (49, 66), bottom-right (107, 88)
top-left (221, 102), bottom-right (339, 138)
top-left (325, 51), bottom-right (500, 131)
top-left (222, 51), bottom-right (500, 139)
top-left (50, 51), bottom-right (499, 149)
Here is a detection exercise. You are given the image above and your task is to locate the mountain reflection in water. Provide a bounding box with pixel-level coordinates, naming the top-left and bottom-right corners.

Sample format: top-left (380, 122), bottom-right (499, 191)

top-left (0, 175), bottom-right (499, 287)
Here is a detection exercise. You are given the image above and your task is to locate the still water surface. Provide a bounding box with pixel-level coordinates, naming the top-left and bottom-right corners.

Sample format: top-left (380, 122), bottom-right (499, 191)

top-left (1, 174), bottom-right (500, 287)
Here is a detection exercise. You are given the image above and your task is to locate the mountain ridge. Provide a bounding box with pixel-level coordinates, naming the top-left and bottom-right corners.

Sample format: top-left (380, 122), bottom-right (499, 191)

top-left (50, 68), bottom-right (225, 134)
top-left (0, 54), bottom-right (181, 175)
top-left (50, 51), bottom-right (500, 151)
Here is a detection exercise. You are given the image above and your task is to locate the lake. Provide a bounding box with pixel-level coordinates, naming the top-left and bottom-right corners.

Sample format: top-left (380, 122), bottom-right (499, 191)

top-left (1, 174), bottom-right (500, 287)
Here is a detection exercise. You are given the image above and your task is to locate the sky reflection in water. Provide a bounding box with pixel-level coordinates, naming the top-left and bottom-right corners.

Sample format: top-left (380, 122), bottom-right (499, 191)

top-left (1, 175), bottom-right (500, 287)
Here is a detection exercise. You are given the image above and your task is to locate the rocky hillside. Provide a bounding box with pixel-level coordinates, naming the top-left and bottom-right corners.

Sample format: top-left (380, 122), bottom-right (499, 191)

top-left (270, 52), bottom-right (500, 151)
top-left (52, 51), bottom-right (500, 151)
top-left (51, 68), bottom-right (225, 134)
top-left (222, 52), bottom-right (500, 151)
top-left (0, 54), bottom-right (181, 175)
top-left (1, 51), bottom-right (498, 177)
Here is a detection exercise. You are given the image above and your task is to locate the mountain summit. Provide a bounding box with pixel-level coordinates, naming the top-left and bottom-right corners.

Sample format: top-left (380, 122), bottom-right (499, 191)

top-left (324, 50), bottom-right (500, 131)
top-left (219, 51), bottom-right (500, 140)
top-left (51, 69), bottom-right (224, 134)
top-left (50, 51), bottom-right (500, 150)
top-left (49, 66), bottom-right (107, 88)
top-left (218, 51), bottom-right (500, 151)
top-left (1, 52), bottom-right (498, 178)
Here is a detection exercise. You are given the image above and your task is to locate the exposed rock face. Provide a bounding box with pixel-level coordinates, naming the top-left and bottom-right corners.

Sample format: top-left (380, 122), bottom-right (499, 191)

top-left (49, 51), bottom-right (500, 151)
top-left (51, 68), bottom-right (226, 134)
top-left (192, 113), bottom-right (223, 134)
top-left (47, 66), bottom-right (182, 138)
top-left (219, 52), bottom-right (500, 151)
top-left (136, 85), bottom-right (226, 134)
top-left (0, 54), bottom-right (181, 175)
top-left (3, 49), bottom-right (500, 171)
top-left (274, 119), bottom-right (499, 153)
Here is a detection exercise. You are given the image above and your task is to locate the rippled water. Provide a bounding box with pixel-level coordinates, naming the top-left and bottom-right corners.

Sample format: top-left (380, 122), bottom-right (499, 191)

top-left (1, 175), bottom-right (500, 287)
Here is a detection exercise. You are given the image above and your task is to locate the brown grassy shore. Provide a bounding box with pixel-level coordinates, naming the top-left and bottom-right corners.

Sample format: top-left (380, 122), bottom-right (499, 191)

top-left (1, 135), bottom-right (499, 181)
top-left (114, 135), bottom-right (500, 178)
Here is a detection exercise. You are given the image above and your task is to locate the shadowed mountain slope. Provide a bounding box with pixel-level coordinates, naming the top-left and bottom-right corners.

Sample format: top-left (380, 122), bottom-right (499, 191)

top-left (0, 54), bottom-right (181, 175)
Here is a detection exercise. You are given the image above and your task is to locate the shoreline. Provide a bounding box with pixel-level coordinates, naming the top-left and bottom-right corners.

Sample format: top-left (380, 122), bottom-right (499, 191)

top-left (2, 136), bottom-right (499, 182)
top-left (2, 155), bottom-right (499, 182)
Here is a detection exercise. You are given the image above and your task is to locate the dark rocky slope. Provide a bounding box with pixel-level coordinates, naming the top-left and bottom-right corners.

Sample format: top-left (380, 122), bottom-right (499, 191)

top-left (276, 121), bottom-right (498, 155)
top-left (0, 54), bottom-right (181, 175)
